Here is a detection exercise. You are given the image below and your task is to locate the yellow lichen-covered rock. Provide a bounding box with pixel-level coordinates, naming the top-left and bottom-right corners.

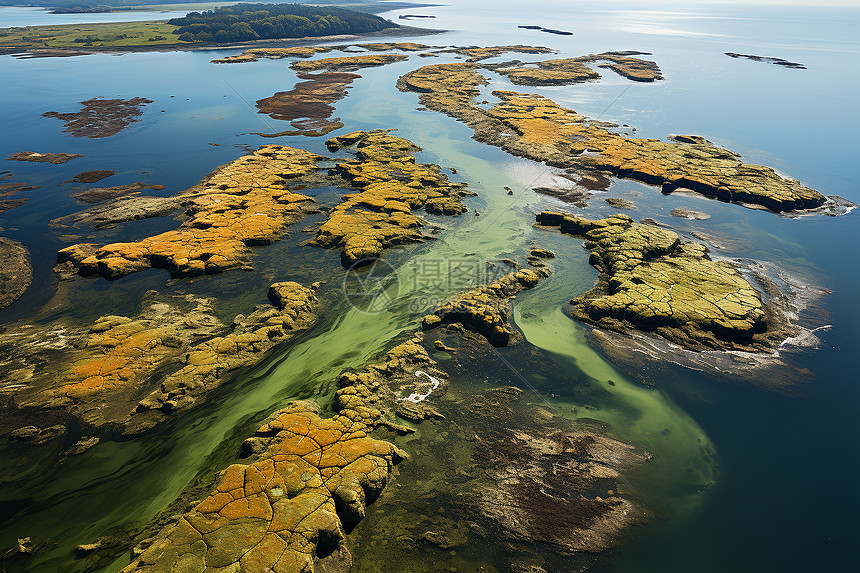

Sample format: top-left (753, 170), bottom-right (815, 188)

top-left (130, 282), bottom-right (319, 432)
top-left (58, 146), bottom-right (321, 279)
top-left (2, 283), bottom-right (318, 432)
top-left (422, 267), bottom-right (550, 346)
top-left (211, 46), bottom-right (334, 63)
top-left (434, 44), bottom-right (554, 62)
top-left (313, 130), bottom-right (467, 266)
top-left (573, 52), bottom-right (663, 82)
top-left (397, 62), bottom-right (829, 212)
top-left (120, 403), bottom-right (406, 573)
top-left (121, 336), bottom-right (445, 573)
top-left (537, 211), bottom-right (770, 350)
top-left (333, 335), bottom-right (445, 431)
top-left (290, 54), bottom-right (408, 72)
top-left (357, 42), bottom-right (429, 52)
top-left (210, 43), bottom-right (427, 65)
top-left (494, 62), bottom-right (600, 86)
top-left (60, 132), bottom-right (467, 276)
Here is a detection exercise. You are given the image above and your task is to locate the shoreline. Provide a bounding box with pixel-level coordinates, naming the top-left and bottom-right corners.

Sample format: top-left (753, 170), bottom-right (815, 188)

top-left (0, 23), bottom-right (445, 58)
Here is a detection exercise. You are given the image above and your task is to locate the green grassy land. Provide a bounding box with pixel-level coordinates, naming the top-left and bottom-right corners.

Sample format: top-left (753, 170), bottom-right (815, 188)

top-left (0, 21), bottom-right (187, 49)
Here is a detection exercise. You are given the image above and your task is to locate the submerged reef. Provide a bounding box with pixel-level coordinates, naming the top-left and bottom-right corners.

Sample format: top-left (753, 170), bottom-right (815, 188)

top-left (255, 71), bottom-right (359, 137)
top-left (42, 97), bottom-right (153, 138)
top-left (0, 173), bottom-right (39, 213)
top-left (397, 62), bottom-right (839, 213)
top-left (7, 151), bottom-right (84, 164)
top-left (466, 385), bottom-right (648, 554)
top-left (0, 238), bottom-right (32, 310)
top-left (0, 281), bottom-right (318, 435)
top-left (536, 211), bottom-right (797, 351)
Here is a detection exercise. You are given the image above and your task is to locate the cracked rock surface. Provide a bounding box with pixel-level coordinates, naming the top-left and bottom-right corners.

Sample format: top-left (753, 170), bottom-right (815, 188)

top-left (537, 211), bottom-right (787, 350)
top-left (121, 336), bottom-right (440, 573)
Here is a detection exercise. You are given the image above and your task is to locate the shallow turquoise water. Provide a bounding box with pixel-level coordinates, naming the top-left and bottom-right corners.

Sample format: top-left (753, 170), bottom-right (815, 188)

top-left (0, 1), bottom-right (858, 571)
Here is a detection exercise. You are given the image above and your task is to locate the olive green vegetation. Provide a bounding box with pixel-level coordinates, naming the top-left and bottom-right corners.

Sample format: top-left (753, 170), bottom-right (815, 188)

top-left (0, 21), bottom-right (185, 48)
top-left (0, 3), bottom-right (397, 50)
top-left (167, 3), bottom-right (395, 43)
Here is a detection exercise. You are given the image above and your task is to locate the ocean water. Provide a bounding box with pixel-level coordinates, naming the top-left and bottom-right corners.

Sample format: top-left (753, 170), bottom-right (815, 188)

top-left (0, 6), bottom-right (197, 27)
top-left (0, 1), bottom-right (858, 572)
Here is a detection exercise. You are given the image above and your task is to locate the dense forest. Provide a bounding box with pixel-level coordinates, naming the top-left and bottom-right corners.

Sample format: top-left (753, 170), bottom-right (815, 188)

top-left (166, 3), bottom-right (397, 43)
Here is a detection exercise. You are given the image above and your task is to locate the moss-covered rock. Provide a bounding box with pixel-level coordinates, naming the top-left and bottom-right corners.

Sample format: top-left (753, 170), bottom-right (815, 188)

top-left (422, 267), bottom-right (550, 346)
top-left (537, 211), bottom-right (774, 350)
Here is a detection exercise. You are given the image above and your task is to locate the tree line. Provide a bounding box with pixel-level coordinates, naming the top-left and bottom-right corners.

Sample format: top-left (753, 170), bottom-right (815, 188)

top-left (167, 3), bottom-right (397, 44)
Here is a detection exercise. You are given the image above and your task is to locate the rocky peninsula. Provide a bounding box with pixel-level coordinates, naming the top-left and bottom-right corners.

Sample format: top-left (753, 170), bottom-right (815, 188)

top-left (536, 211), bottom-right (795, 351)
top-left (397, 61), bottom-right (839, 213)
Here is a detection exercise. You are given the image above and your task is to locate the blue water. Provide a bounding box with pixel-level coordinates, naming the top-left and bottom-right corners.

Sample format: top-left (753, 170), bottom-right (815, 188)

top-left (0, 6), bottom-right (192, 27)
top-left (1, 1), bottom-right (858, 572)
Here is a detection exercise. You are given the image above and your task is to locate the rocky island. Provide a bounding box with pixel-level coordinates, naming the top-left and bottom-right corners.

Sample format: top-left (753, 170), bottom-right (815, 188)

top-left (42, 97), bottom-right (153, 138)
top-left (397, 59), bottom-right (844, 213)
top-left (536, 211), bottom-right (794, 351)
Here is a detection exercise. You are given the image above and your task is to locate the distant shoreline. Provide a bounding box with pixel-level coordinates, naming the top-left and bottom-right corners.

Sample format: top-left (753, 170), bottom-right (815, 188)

top-left (0, 24), bottom-right (445, 58)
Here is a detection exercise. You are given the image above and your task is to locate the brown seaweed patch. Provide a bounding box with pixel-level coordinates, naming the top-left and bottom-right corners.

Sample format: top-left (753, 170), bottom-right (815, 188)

top-left (42, 97), bottom-right (153, 138)
top-left (7, 151), bottom-right (84, 164)
top-left (255, 71), bottom-right (359, 136)
top-left (63, 170), bottom-right (115, 184)
top-left (0, 237), bottom-right (32, 310)
top-left (69, 182), bottom-right (166, 204)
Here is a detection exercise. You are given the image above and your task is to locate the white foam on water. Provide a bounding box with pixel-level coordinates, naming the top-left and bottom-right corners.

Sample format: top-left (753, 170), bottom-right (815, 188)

top-left (399, 370), bottom-right (441, 403)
